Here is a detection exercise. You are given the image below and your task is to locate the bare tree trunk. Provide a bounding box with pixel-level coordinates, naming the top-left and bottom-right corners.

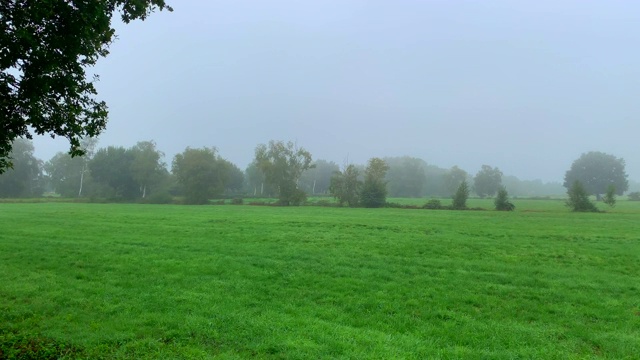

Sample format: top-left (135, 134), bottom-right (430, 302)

top-left (313, 179), bottom-right (316, 194)
top-left (142, 185), bottom-right (146, 198)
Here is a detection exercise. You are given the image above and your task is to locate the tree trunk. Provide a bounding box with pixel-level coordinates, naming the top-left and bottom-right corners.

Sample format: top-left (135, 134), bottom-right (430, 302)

top-left (78, 165), bottom-right (85, 197)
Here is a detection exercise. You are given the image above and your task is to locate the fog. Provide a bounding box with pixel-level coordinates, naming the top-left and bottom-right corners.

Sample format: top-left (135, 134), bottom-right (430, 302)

top-left (32, 1), bottom-right (640, 182)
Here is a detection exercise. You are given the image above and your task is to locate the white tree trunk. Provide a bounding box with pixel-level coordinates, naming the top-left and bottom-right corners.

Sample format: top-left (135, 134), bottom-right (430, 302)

top-left (78, 165), bottom-right (86, 197)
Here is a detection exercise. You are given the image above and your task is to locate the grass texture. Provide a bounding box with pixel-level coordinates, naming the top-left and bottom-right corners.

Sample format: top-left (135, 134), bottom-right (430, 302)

top-left (1, 202), bottom-right (639, 359)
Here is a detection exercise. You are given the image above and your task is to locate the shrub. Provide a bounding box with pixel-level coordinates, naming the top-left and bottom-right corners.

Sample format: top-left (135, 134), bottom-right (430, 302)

top-left (452, 181), bottom-right (469, 210)
top-left (423, 199), bottom-right (442, 209)
top-left (144, 192), bottom-right (173, 204)
top-left (603, 185), bottom-right (616, 207)
top-left (566, 180), bottom-right (599, 212)
top-left (231, 198), bottom-right (243, 205)
top-left (627, 191), bottom-right (640, 201)
top-left (494, 187), bottom-right (515, 211)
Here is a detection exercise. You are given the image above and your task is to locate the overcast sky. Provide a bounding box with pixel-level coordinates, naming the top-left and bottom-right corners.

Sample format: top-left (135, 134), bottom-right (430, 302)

top-left (33, 1), bottom-right (640, 182)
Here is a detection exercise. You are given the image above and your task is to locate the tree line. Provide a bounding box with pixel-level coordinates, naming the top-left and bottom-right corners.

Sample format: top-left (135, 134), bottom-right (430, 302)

top-left (0, 139), bottom-right (634, 208)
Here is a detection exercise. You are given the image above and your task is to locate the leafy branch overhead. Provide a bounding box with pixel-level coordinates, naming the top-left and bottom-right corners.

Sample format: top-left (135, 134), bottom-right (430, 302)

top-left (0, 0), bottom-right (172, 173)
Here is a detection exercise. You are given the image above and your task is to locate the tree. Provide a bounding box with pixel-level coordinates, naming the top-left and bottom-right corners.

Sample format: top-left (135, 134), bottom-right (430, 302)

top-left (89, 146), bottom-right (138, 199)
top-left (172, 147), bottom-right (228, 205)
top-left (254, 141), bottom-right (313, 206)
top-left (0, 139), bottom-right (43, 197)
top-left (77, 137), bottom-right (99, 196)
top-left (564, 152), bottom-right (628, 198)
top-left (565, 180), bottom-right (599, 212)
top-left (299, 159), bottom-right (340, 195)
top-left (385, 156), bottom-right (428, 198)
top-left (444, 166), bottom-right (468, 195)
top-left (220, 159), bottom-right (244, 195)
top-left (329, 164), bottom-right (362, 207)
top-left (452, 180), bottom-right (470, 210)
top-left (44, 151), bottom-right (92, 197)
top-left (0, 1), bottom-right (172, 173)
top-left (474, 165), bottom-right (502, 198)
top-left (130, 141), bottom-right (167, 198)
top-left (494, 186), bottom-right (515, 211)
top-left (360, 158), bottom-right (389, 208)
top-left (603, 185), bottom-right (616, 208)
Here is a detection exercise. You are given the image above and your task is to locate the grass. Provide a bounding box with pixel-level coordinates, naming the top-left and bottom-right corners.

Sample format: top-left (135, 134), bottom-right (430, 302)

top-left (1, 202), bottom-right (639, 358)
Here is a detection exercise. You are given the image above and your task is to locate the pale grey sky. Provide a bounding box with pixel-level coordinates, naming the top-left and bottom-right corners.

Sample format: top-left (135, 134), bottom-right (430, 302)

top-left (33, 1), bottom-right (640, 182)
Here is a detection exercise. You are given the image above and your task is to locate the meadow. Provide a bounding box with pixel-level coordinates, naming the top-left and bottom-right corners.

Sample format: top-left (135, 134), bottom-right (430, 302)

top-left (1, 201), bottom-right (639, 359)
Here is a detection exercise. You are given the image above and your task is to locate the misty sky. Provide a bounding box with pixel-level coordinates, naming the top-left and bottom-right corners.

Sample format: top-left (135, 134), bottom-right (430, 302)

top-left (32, 1), bottom-right (640, 182)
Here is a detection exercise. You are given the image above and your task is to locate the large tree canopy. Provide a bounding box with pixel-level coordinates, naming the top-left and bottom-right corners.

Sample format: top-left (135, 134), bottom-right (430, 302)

top-left (254, 140), bottom-right (313, 206)
top-left (473, 165), bottom-right (503, 198)
top-left (0, 0), bottom-right (171, 173)
top-left (563, 151), bottom-right (628, 196)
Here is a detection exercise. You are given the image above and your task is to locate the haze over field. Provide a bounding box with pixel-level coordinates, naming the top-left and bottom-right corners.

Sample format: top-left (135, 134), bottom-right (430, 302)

top-left (32, 1), bottom-right (640, 182)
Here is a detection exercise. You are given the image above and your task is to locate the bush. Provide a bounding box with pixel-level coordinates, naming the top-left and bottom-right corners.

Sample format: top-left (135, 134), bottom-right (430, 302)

top-left (603, 185), bottom-right (616, 207)
top-left (566, 180), bottom-right (599, 212)
top-left (142, 192), bottom-right (173, 204)
top-left (231, 198), bottom-right (243, 205)
top-left (452, 181), bottom-right (469, 210)
top-left (360, 181), bottom-right (387, 208)
top-left (628, 191), bottom-right (640, 201)
top-left (423, 199), bottom-right (442, 209)
top-left (311, 199), bottom-right (335, 207)
top-left (494, 187), bottom-right (515, 211)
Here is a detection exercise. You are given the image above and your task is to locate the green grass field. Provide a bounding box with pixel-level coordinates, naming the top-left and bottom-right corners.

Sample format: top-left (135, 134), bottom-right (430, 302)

top-left (1, 202), bottom-right (639, 359)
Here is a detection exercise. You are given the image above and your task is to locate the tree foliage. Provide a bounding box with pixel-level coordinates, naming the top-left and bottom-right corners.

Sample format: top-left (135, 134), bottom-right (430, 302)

top-left (452, 180), bottom-right (470, 210)
top-left (385, 156), bottom-right (427, 198)
top-left (299, 159), bottom-right (339, 195)
top-left (44, 151), bottom-right (90, 197)
top-left (494, 186), bottom-right (515, 211)
top-left (565, 180), bottom-right (599, 212)
top-left (444, 166), bottom-right (468, 195)
top-left (474, 165), bottom-right (502, 198)
top-left (329, 164), bottom-right (362, 207)
top-left (172, 147), bottom-right (227, 205)
top-left (564, 152), bottom-right (628, 196)
top-left (603, 185), bottom-right (616, 208)
top-left (0, 0), bottom-right (172, 173)
top-left (0, 139), bottom-right (43, 197)
top-left (360, 158), bottom-right (389, 208)
top-left (130, 141), bottom-right (166, 198)
top-left (89, 146), bottom-right (138, 199)
top-left (254, 140), bottom-right (313, 206)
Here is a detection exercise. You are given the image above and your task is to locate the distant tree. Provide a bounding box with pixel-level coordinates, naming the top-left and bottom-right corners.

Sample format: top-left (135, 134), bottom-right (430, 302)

top-left (130, 141), bottom-right (167, 198)
top-left (565, 180), bottom-right (599, 212)
top-left (360, 158), bottom-right (389, 208)
top-left (254, 140), bottom-right (313, 206)
top-left (0, 139), bottom-right (43, 198)
top-left (329, 164), bottom-right (362, 207)
top-left (89, 146), bottom-right (138, 199)
top-left (1, 1), bottom-right (172, 174)
top-left (603, 185), bottom-right (616, 208)
top-left (221, 159), bottom-right (244, 195)
top-left (494, 186), bottom-right (515, 211)
top-left (474, 165), bottom-right (503, 198)
top-left (299, 159), bottom-right (340, 195)
top-left (77, 137), bottom-right (99, 197)
top-left (564, 152), bottom-right (628, 198)
top-left (628, 192), bottom-right (640, 201)
top-left (444, 166), bottom-right (468, 196)
top-left (44, 152), bottom-right (91, 197)
top-left (172, 147), bottom-right (227, 204)
top-left (424, 164), bottom-right (449, 197)
top-left (385, 156), bottom-right (428, 197)
top-left (452, 180), bottom-right (470, 210)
